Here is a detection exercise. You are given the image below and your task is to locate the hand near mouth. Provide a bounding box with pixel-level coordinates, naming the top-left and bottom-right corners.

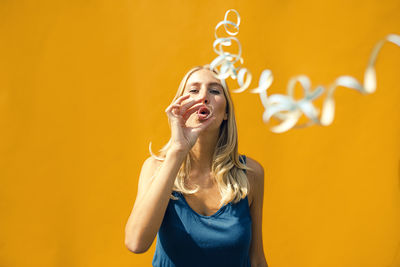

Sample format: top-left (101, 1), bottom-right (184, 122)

top-left (165, 95), bottom-right (216, 153)
top-left (182, 104), bottom-right (214, 121)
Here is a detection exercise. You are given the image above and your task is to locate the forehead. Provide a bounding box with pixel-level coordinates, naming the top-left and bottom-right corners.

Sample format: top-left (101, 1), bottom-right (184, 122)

top-left (186, 69), bottom-right (222, 86)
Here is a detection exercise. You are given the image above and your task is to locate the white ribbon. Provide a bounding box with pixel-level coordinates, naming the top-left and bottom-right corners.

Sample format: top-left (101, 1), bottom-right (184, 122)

top-left (209, 9), bottom-right (400, 133)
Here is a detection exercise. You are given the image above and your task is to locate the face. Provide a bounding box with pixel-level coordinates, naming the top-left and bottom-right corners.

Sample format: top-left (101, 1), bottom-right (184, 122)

top-left (182, 68), bottom-right (228, 130)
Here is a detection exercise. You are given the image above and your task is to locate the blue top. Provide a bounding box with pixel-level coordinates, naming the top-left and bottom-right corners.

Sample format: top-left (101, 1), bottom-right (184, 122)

top-left (152, 155), bottom-right (252, 267)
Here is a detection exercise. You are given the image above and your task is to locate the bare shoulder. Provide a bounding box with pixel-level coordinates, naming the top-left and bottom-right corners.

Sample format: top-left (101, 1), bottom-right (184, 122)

top-left (142, 155), bottom-right (163, 171)
top-left (245, 156), bottom-right (265, 207)
top-left (137, 156), bottom-right (164, 193)
top-left (246, 156), bottom-right (264, 178)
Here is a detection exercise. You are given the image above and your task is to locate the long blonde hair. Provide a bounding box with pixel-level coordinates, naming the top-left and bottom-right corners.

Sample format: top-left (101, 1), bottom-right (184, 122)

top-left (150, 65), bottom-right (250, 206)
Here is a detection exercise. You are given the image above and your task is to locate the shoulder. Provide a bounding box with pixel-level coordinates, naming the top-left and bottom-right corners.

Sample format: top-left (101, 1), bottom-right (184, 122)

top-left (139, 156), bottom-right (163, 177)
top-left (136, 156), bottom-right (164, 198)
top-left (245, 156), bottom-right (264, 178)
top-left (243, 156), bottom-right (265, 207)
top-left (142, 155), bottom-right (163, 169)
top-left (138, 156), bottom-right (163, 185)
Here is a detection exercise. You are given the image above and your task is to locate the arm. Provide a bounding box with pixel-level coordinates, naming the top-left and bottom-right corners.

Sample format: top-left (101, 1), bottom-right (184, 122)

top-left (125, 94), bottom-right (216, 254)
top-left (124, 149), bottom-right (187, 253)
top-left (247, 157), bottom-right (269, 267)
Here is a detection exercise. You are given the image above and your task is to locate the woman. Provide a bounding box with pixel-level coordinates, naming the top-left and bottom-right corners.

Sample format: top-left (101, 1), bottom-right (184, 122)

top-left (125, 65), bottom-right (268, 267)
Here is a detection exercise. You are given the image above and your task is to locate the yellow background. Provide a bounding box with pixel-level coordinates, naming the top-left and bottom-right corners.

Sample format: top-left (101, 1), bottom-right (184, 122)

top-left (1, 1), bottom-right (399, 266)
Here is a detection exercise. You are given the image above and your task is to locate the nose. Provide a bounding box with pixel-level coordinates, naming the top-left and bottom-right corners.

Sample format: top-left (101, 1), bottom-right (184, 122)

top-left (198, 88), bottom-right (209, 105)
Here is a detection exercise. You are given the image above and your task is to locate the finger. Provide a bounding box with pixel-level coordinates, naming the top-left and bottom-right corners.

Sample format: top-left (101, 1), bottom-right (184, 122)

top-left (165, 103), bottom-right (180, 112)
top-left (180, 97), bottom-right (203, 108)
top-left (168, 97), bottom-right (203, 117)
top-left (166, 95), bottom-right (192, 116)
top-left (182, 104), bottom-right (202, 120)
top-left (179, 98), bottom-right (204, 115)
top-left (174, 94), bottom-right (190, 105)
top-left (165, 104), bottom-right (183, 117)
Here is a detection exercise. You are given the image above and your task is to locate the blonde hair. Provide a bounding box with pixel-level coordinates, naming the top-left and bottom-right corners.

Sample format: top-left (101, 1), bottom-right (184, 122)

top-left (150, 65), bottom-right (251, 206)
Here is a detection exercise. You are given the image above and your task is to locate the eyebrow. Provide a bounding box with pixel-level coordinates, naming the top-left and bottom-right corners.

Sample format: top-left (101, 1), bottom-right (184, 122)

top-left (186, 82), bottom-right (223, 90)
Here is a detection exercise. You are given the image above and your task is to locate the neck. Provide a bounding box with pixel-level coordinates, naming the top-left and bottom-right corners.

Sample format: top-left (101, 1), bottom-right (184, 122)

top-left (189, 129), bottom-right (220, 174)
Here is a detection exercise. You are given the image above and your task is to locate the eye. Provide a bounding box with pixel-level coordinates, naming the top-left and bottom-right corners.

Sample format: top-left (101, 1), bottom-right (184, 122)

top-left (189, 88), bottom-right (198, 93)
top-left (209, 88), bottom-right (221, 94)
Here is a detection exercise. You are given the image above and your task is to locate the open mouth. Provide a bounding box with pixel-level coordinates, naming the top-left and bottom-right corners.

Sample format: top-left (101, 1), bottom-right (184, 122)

top-left (197, 105), bottom-right (213, 120)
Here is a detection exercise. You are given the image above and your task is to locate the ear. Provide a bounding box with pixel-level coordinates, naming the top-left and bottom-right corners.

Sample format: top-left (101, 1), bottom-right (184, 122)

top-left (223, 113), bottom-right (228, 120)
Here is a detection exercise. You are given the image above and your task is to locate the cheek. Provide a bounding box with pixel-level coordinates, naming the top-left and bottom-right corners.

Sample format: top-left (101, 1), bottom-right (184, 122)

top-left (216, 98), bottom-right (227, 113)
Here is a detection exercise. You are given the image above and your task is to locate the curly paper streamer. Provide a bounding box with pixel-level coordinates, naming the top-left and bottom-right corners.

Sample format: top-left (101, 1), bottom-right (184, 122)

top-left (210, 9), bottom-right (252, 93)
top-left (209, 9), bottom-right (400, 133)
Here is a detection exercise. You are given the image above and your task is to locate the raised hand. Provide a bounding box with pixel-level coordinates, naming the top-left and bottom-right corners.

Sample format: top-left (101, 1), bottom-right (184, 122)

top-left (165, 94), bottom-right (216, 153)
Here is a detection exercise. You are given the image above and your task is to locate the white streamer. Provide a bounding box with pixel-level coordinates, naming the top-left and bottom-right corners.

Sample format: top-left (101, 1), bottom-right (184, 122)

top-left (209, 9), bottom-right (400, 133)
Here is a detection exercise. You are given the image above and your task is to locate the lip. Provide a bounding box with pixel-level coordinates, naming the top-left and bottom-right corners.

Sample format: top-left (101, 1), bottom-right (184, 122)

top-left (197, 105), bottom-right (213, 120)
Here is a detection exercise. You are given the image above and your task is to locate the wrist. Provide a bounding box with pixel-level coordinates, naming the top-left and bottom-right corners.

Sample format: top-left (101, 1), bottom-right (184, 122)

top-left (167, 146), bottom-right (189, 158)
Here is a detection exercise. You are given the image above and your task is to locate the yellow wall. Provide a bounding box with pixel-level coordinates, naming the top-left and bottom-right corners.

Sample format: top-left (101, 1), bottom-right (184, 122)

top-left (1, 1), bottom-right (399, 266)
